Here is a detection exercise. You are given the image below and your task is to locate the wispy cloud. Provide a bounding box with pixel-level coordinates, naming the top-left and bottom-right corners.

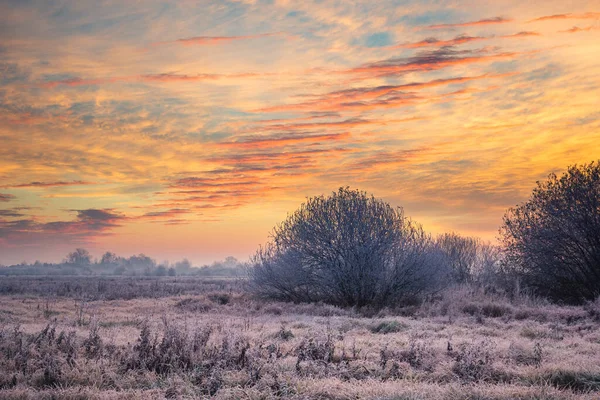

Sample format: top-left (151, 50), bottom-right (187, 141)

top-left (41, 72), bottom-right (267, 88)
top-left (167, 32), bottom-right (284, 46)
top-left (258, 72), bottom-right (516, 113)
top-left (559, 26), bottom-right (598, 33)
top-left (501, 31), bottom-right (541, 38)
top-left (345, 47), bottom-right (519, 78)
top-left (0, 193), bottom-right (15, 202)
top-left (139, 208), bottom-right (191, 223)
top-left (219, 132), bottom-right (352, 149)
top-left (426, 17), bottom-right (512, 29)
top-left (40, 77), bottom-right (133, 89)
top-left (529, 12), bottom-right (600, 22)
top-left (3, 181), bottom-right (95, 189)
top-left (0, 209), bottom-right (25, 218)
top-left (393, 35), bottom-right (486, 49)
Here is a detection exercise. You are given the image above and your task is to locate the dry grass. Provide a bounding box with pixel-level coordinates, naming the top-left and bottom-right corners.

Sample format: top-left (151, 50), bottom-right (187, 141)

top-left (0, 278), bottom-right (599, 399)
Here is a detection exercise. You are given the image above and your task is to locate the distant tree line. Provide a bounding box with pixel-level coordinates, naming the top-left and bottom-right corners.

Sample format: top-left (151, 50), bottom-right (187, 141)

top-left (0, 251), bottom-right (245, 278)
top-left (252, 161), bottom-right (600, 307)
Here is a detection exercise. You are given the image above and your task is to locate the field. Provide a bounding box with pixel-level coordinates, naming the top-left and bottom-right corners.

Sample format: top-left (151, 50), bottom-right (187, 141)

top-left (1, 277), bottom-right (600, 399)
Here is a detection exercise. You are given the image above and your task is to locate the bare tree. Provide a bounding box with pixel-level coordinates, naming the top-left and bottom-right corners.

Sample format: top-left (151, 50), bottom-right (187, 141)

top-left (100, 251), bottom-right (120, 266)
top-left (65, 248), bottom-right (92, 266)
top-left (437, 233), bottom-right (479, 284)
top-left (250, 187), bottom-right (448, 308)
top-left (500, 161), bottom-right (600, 303)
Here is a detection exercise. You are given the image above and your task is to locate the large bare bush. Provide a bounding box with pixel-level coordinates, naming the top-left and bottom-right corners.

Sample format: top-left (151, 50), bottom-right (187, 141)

top-left (250, 187), bottom-right (448, 308)
top-left (500, 161), bottom-right (600, 303)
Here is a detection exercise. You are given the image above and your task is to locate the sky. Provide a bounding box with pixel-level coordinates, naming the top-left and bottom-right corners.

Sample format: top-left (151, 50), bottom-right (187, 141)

top-left (1, 0), bottom-right (599, 265)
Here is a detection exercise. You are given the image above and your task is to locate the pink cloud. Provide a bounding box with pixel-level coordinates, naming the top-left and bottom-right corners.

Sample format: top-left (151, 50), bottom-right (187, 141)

top-left (427, 17), bottom-right (512, 29)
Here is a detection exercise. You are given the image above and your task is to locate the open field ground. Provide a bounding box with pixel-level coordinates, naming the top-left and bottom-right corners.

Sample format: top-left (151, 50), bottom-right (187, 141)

top-left (1, 277), bottom-right (600, 399)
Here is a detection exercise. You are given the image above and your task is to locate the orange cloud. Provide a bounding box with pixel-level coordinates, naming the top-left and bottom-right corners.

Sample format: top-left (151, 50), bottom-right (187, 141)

top-left (393, 32), bottom-right (540, 50)
top-left (245, 118), bottom-right (375, 132)
top-left (559, 26), bottom-right (598, 33)
top-left (529, 12), bottom-right (600, 22)
top-left (0, 193), bottom-right (15, 202)
top-left (346, 146), bottom-right (440, 172)
top-left (40, 76), bottom-right (133, 88)
top-left (219, 132), bottom-right (352, 149)
top-left (427, 17), bottom-right (512, 29)
top-left (206, 148), bottom-right (350, 165)
top-left (257, 73), bottom-right (516, 113)
top-left (345, 48), bottom-right (519, 78)
top-left (140, 208), bottom-right (191, 220)
top-left (3, 181), bottom-right (95, 188)
top-left (394, 35), bottom-right (486, 49)
top-left (171, 176), bottom-right (262, 189)
top-left (141, 72), bottom-right (263, 82)
top-left (41, 72), bottom-right (266, 88)
top-left (172, 32), bottom-right (283, 46)
top-left (501, 31), bottom-right (541, 38)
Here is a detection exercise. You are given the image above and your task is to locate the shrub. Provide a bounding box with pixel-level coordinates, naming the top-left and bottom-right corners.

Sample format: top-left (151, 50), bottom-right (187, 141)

top-left (273, 325), bottom-right (294, 341)
top-left (370, 320), bottom-right (407, 334)
top-left (208, 293), bottom-right (230, 305)
top-left (398, 336), bottom-right (434, 370)
top-left (480, 303), bottom-right (512, 318)
top-left (585, 296), bottom-right (600, 321)
top-left (452, 340), bottom-right (496, 382)
top-left (507, 342), bottom-right (542, 367)
top-left (175, 298), bottom-right (212, 313)
top-left (250, 187), bottom-right (448, 308)
top-left (500, 161), bottom-right (600, 303)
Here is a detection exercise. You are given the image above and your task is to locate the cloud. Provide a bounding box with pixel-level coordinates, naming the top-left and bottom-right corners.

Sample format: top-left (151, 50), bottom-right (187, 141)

top-left (0, 193), bottom-right (15, 202)
top-left (171, 177), bottom-right (262, 189)
top-left (501, 31), bottom-right (541, 38)
top-left (3, 181), bottom-right (94, 188)
top-left (426, 17), bottom-right (512, 29)
top-left (346, 146), bottom-right (439, 172)
top-left (243, 118), bottom-right (375, 132)
top-left (394, 35), bottom-right (486, 49)
top-left (0, 208), bottom-right (126, 249)
top-left (40, 76), bottom-right (132, 89)
top-left (559, 26), bottom-right (597, 33)
top-left (149, 219), bottom-right (191, 225)
top-left (41, 72), bottom-right (266, 88)
top-left (74, 209), bottom-right (125, 229)
top-left (141, 72), bottom-right (263, 82)
top-left (345, 47), bottom-right (519, 78)
top-left (169, 32), bottom-right (284, 46)
top-left (257, 72), bottom-right (516, 113)
top-left (0, 209), bottom-right (25, 218)
top-left (220, 132), bottom-right (351, 149)
top-left (529, 12), bottom-right (600, 22)
top-left (206, 148), bottom-right (349, 165)
top-left (141, 208), bottom-right (190, 219)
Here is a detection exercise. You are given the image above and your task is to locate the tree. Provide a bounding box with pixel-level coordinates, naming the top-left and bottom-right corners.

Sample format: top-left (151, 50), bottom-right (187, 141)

top-left (250, 187), bottom-right (448, 308)
top-left (500, 161), bottom-right (600, 303)
top-left (174, 258), bottom-right (192, 274)
top-left (65, 248), bottom-right (92, 266)
top-left (437, 233), bottom-right (479, 284)
top-left (100, 251), bottom-right (120, 265)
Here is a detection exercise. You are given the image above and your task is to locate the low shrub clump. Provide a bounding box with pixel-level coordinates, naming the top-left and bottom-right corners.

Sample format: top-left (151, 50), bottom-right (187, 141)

top-left (370, 321), bottom-right (407, 334)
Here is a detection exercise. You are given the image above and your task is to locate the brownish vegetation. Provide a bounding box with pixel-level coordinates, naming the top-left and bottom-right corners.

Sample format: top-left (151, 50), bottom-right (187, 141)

top-left (1, 277), bottom-right (600, 399)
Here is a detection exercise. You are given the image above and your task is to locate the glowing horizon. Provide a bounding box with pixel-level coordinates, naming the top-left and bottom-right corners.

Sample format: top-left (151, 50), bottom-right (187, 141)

top-left (1, 1), bottom-right (599, 265)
